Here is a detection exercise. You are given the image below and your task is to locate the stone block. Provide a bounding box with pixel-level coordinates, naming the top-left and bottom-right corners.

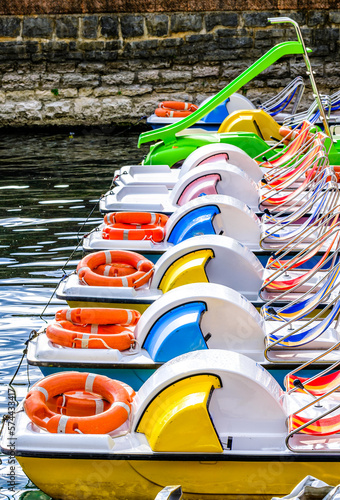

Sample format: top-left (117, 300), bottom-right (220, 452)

top-left (56, 16), bottom-right (78, 39)
top-left (82, 16), bottom-right (98, 39)
top-left (105, 40), bottom-right (122, 51)
top-left (218, 36), bottom-right (253, 50)
top-left (78, 40), bottom-right (105, 51)
top-left (242, 12), bottom-right (272, 27)
top-left (0, 17), bottom-right (21, 38)
top-left (161, 70), bottom-right (192, 82)
top-left (325, 62), bottom-right (340, 76)
top-left (58, 88), bottom-right (78, 98)
top-left (138, 70), bottom-right (160, 82)
top-left (314, 28), bottom-right (339, 42)
top-left (26, 41), bottom-right (39, 53)
top-left (100, 96), bottom-right (132, 120)
top-left (23, 17), bottom-right (53, 38)
top-left (2, 72), bottom-right (41, 90)
top-left (192, 65), bottom-right (219, 78)
top-left (121, 15), bottom-right (144, 38)
top-left (170, 13), bottom-right (203, 33)
top-left (205, 12), bottom-right (238, 32)
top-left (100, 16), bottom-right (119, 38)
top-left (0, 41), bottom-right (26, 57)
top-left (47, 62), bottom-right (76, 73)
top-left (40, 73), bottom-right (61, 88)
top-left (44, 99), bottom-right (73, 118)
top-left (6, 90), bottom-right (35, 101)
top-left (308, 11), bottom-right (328, 26)
top-left (261, 62), bottom-right (289, 78)
top-left (154, 82), bottom-right (186, 92)
top-left (145, 14), bottom-right (168, 37)
top-left (77, 62), bottom-right (105, 73)
top-left (35, 90), bottom-right (55, 100)
top-left (0, 90), bottom-right (5, 103)
top-left (121, 84), bottom-right (152, 96)
top-left (185, 33), bottom-right (213, 43)
top-left (79, 87), bottom-right (93, 96)
top-left (62, 73), bottom-right (99, 87)
top-left (329, 11), bottom-right (340, 24)
top-left (102, 72), bottom-right (135, 85)
top-left (93, 86), bottom-right (119, 96)
top-left (8, 100), bottom-right (42, 119)
top-left (74, 97), bottom-right (102, 119)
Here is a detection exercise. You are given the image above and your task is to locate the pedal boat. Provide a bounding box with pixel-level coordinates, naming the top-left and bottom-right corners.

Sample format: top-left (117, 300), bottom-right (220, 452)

top-left (5, 349), bottom-right (340, 500)
top-left (28, 282), bottom-right (340, 389)
top-left (100, 160), bottom-right (322, 216)
top-left (85, 191), bottom-right (340, 266)
top-left (114, 143), bottom-right (265, 189)
top-left (57, 235), bottom-right (339, 313)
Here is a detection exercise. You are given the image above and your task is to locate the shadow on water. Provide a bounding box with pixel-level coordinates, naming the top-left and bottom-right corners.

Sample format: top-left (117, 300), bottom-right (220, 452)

top-left (0, 129), bottom-right (150, 498)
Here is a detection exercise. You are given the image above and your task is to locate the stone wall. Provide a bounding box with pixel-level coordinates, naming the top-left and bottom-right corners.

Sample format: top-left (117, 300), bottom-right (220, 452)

top-left (0, 9), bottom-right (339, 127)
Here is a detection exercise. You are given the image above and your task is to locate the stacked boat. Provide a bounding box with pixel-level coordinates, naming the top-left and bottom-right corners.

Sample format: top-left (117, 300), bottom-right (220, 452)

top-left (3, 16), bottom-right (340, 500)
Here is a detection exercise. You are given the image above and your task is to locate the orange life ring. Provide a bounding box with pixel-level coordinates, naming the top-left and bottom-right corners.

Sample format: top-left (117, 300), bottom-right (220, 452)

top-left (46, 320), bottom-right (135, 350)
top-left (24, 372), bottom-right (135, 434)
top-left (155, 108), bottom-right (193, 118)
top-left (159, 101), bottom-right (198, 112)
top-left (77, 250), bottom-right (154, 288)
top-left (102, 212), bottom-right (168, 242)
top-left (279, 126), bottom-right (300, 141)
top-left (102, 225), bottom-right (166, 242)
top-left (104, 212), bottom-right (168, 226)
top-left (55, 307), bottom-right (140, 326)
top-left (47, 391), bottom-right (110, 417)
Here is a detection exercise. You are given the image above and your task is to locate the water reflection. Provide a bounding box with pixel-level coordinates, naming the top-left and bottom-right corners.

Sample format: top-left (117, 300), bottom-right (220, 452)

top-left (0, 129), bottom-right (149, 498)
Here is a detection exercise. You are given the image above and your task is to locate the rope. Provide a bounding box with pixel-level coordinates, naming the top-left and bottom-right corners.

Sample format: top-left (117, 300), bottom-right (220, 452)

top-left (112, 115), bottom-right (147, 137)
top-left (8, 330), bottom-right (39, 388)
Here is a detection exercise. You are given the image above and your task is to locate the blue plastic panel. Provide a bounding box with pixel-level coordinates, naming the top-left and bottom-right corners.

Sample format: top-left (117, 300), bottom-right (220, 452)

top-left (143, 302), bottom-right (207, 362)
top-left (201, 99), bottom-right (229, 123)
top-left (167, 205), bottom-right (220, 245)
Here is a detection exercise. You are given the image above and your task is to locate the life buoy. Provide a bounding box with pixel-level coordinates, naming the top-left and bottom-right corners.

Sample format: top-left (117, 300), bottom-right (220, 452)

top-left (279, 126), bottom-right (300, 141)
top-left (103, 225), bottom-right (166, 242)
top-left (155, 108), bottom-right (192, 118)
top-left (24, 372), bottom-right (135, 434)
top-left (55, 307), bottom-right (140, 326)
top-left (160, 101), bottom-right (198, 112)
top-left (102, 212), bottom-right (168, 242)
top-left (46, 320), bottom-right (135, 350)
top-left (104, 212), bottom-right (168, 226)
top-left (47, 391), bottom-right (110, 417)
top-left (77, 250), bottom-right (154, 288)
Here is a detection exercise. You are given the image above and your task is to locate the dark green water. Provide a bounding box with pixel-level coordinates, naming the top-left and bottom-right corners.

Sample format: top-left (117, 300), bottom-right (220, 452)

top-left (0, 129), bottom-right (149, 498)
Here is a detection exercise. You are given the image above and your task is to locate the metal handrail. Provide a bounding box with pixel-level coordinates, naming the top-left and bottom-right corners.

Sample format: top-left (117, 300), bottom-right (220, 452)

top-left (261, 222), bottom-right (340, 292)
top-left (260, 255), bottom-right (340, 317)
top-left (268, 17), bottom-right (331, 139)
top-left (265, 208), bottom-right (340, 272)
top-left (259, 176), bottom-right (339, 249)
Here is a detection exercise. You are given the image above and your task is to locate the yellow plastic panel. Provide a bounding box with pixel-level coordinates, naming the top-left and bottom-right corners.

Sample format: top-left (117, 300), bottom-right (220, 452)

top-left (218, 109), bottom-right (282, 141)
top-left (136, 374), bottom-right (222, 453)
top-left (158, 249), bottom-right (213, 294)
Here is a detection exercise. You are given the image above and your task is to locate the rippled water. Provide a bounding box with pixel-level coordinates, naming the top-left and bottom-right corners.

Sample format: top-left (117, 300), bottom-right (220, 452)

top-left (0, 129), bottom-right (149, 498)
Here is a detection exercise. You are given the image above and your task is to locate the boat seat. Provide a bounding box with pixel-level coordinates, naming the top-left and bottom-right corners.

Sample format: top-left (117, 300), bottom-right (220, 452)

top-left (142, 302), bottom-right (207, 362)
top-left (285, 370), bottom-right (340, 396)
top-left (268, 298), bottom-right (340, 347)
top-left (262, 264), bottom-right (340, 322)
top-left (158, 249), bottom-right (213, 294)
top-left (167, 205), bottom-right (220, 245)
top-left (288, 412), bottom-right (340, 436)
top-left (177, 174), bottom-right (220, 206)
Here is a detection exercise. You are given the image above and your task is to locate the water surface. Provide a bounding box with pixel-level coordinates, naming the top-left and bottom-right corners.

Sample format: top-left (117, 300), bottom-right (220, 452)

top-left (0, 129), bottom-right (149, 498)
